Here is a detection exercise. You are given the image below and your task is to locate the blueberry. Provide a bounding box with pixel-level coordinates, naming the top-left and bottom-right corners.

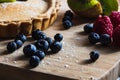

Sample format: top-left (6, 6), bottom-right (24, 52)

top-left (34, 50), bottom-right (45, 60)
top-left (32, 29), bottom-right (40, 35)
top-left (88, 32), bottom-right (100, 44)
top-left (100, 34), bottom-right (111, 46)
top-left (14, 40), bottom-right (23, 49)
top-left (32, 29), bottom-right (47, 40)
top-left (23, 44), bottom-right (37, 57)
top-left (63, 20), bottom-right (73, 29)
top-left (50, 41), bottom-right (62, 53)
top-left (32, 29), bottom-right (41, 40)
top-left (15, 33), bottom-right (27, 43)
top-left (84, 23), bottom-right (93, 33)
top-left (45, 37), bottom-right (54, 47)
top-left (90, 51), bottom-right (100, 61)
top-left (62, 16), bottom-right (72, 22)
top-left (7, 41), bottom-right (17, 53)
top-left (54, 33), bottom-right (63, 42)
top-left (64, 10), bottom-right (73, 19)
top-left (29, 56), bottom-right (40, 67)
top-left (34, 39), bottom-right (49, 52)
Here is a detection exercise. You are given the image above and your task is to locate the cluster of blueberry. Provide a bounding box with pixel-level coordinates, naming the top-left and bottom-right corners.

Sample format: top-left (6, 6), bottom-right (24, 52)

top-left (62, 10), bottom-right (73, 29)
top-left (84, 23), bottom-right (111, 46)
top-left (23, 29), bottom-right (63, 67)
top-left (7, 34), bottom-right (27, 53)
top-left (84, 24), bottom-right (101, 62)
top-left (84, 23), bottom-right (113, 61)
top-left (7, 29), bottom-right (63, 67)
top-left (23, 44), bottom-right (45, 67)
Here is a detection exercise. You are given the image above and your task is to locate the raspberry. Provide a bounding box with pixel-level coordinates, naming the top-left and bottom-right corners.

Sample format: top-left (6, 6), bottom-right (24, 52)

top-left (93, 15), bottom-right (113, 37)
top-left (112, 25), bottom-right (120, 47)
top-left (109, 11), bottom-right (120, 29)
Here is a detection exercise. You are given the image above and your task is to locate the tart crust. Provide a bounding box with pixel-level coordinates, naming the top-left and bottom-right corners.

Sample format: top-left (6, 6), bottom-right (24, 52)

top-left (0, 0), bottom-right (60, 38)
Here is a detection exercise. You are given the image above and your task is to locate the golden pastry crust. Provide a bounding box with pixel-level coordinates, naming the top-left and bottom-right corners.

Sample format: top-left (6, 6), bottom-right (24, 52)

top-left (0, 0), bottom-right (60, 38)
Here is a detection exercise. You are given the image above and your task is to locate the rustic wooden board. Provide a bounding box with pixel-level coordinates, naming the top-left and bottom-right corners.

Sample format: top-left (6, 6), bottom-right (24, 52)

top-left (0, 0), bottom-right (120, 80)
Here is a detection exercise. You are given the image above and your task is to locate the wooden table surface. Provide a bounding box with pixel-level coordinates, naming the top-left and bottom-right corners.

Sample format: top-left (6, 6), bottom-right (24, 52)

top-left (0, 0), bottom-right (120, 80)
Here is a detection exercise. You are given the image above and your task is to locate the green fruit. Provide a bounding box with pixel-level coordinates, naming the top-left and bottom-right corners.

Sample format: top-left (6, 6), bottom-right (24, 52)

top-left (68, 0), bottom-right (103, 19)
top-left (0, 0), bottom-right (16, 3)
top-left (98, 0), bottom-right (118, 15)
top-left (67, 0), bottom-right (119, 18)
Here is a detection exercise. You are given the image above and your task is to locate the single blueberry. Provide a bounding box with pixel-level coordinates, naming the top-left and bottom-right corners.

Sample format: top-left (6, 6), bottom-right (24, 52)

top-left (45, 37), bottom-right (54, 47)
top-left (7, 41), bottom-right (17, 53)
top-left (100, 34), bottom-right (111, 46)
top-left (15, 33), bottom-right (27, 43)
top-left (23, 44), bottom-right (37, 57)
top-left (36, 31), bottom-right (47, 40)
top-left (54, 33), bottom-right (63, 42)
top-left (34, 50), bottom-right (45, 60)
top-left (32, 29), bottom-right (41, 40)
top-left (62, 16), bottom-right (72, 22)
top-left (14, 40), bottom-right (23, 49)
top-left (64, 10), bottom-right (73, 19)
top-left (34, 39), bottom-right (49, 52)
top-left (88, 32), bottom-right (100, 44)
top-left (32, 29), bottom-right (47, 40)
top-left (29, 56), bottom-right (40, 67)
top-left (90, 51), bottom-right (100, 62)
top-left (50, 41), bottom-right (62, 53)
top-left (84, 23), bottom-right (93, 33)
top-left (63, 20), bottom-right (73, 29)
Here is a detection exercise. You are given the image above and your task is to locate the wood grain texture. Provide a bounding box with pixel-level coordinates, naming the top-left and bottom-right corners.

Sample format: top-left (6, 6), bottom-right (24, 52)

top-left (0, 0), bottom-right (120, 80)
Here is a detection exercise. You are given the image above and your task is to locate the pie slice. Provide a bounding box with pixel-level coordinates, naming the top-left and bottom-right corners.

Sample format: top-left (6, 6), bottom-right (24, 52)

top-left (0, 0), bottom-right (60, 37)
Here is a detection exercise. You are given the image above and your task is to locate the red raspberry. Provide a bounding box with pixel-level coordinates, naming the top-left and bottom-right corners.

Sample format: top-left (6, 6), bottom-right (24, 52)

top-left (109, 11), bottom-right (120, 29)
top-left (93, 15), bottom-right (113, 37)
top-left (112, 25), bottom-right (120, 47)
